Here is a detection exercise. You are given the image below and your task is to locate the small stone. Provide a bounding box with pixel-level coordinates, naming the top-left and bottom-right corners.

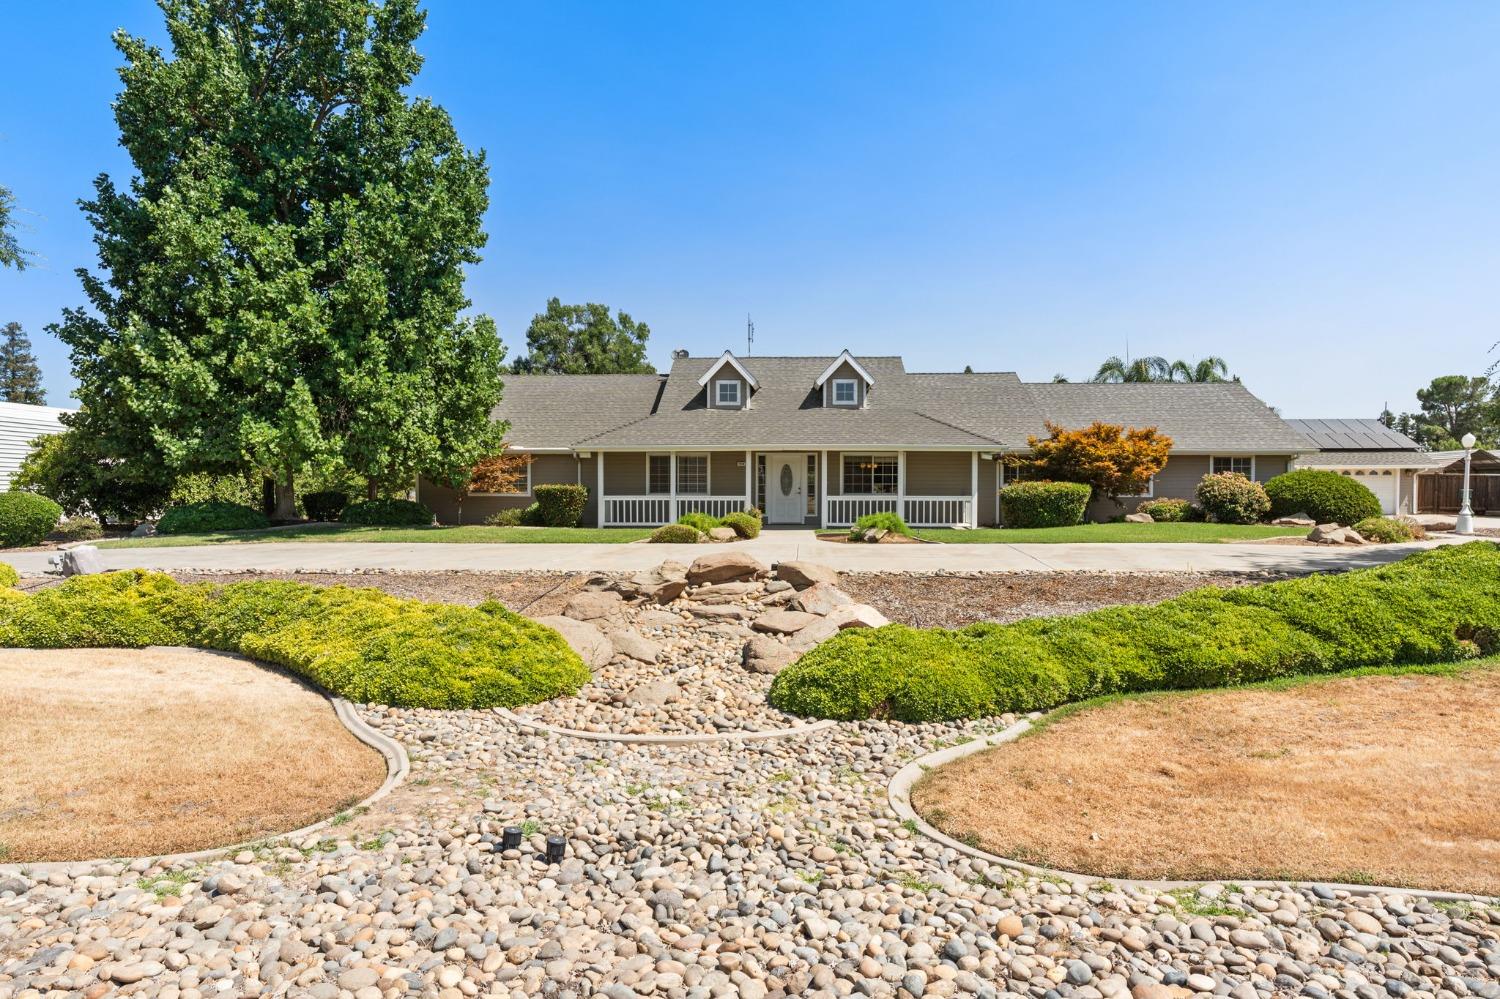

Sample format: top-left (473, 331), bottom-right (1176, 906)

top-left (774, 560), bottom-right (840, 589)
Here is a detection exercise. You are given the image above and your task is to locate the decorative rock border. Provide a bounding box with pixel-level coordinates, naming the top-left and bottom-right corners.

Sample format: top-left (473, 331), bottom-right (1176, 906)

top-left (495, 706), bottom-right (838, 745)
top-left (889, 717), bottom-right (1498, 904)
top-left (0, 694), bottom-right (409, 877)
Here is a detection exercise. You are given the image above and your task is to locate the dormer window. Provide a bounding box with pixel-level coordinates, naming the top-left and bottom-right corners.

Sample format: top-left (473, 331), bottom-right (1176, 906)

top-left (832, 379), bottom-right (858, 406)
top-left (716, 380), bottom-right (741, 407)
top-left (814, 349), bottom-right (875, 409)
top-left (697, 350), bottom-right (759, 408)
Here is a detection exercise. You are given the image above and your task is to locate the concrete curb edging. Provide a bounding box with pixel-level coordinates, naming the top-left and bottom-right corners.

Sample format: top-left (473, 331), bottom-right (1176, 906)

top-left (0, 696), bottom-right (409, 878)
top-left (495, 707), bottom-right (838, 745)
top-left (889, 718), bottom-right (1497, 905)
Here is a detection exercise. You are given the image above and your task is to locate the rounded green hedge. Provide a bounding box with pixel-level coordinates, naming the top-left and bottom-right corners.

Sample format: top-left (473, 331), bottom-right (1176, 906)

top-left (341, 498), bottom-right (433, 526)
top-left (157, 500), bottom-right (270, 535)
top-left (0, 571), bottom-right (589, 709)
top-left (650, 524), bottom-right (703, 543)
top-left (769, 542), bottom-right (1500, 722)
top-left (0, 562), bottom-right (19, 588)
top-left (0, 492), bottom-right (64, 548)
top-left (722, 511), bottom-right (761, 539)
top-left (532, 483), bottom-right (588, 527)
top-left (301, 490), bottom-right (349, 521)
top-left (1194, 472), bottom-right (1270, 524)
top-left (999, 481), bottom-right (1090, 528)
top-left (1353, 515), bottom-right (1422, 543)
top-left (1137, 498), bottom-right (1193, 522)
top-left (1265, 469), bottom-right (1382, 526)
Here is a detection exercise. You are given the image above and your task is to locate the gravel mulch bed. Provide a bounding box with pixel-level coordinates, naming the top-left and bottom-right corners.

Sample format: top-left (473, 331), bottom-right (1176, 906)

top-left (839, 570), bottom-right (1288, 629)
top-left (4, 703), bottom-right (1495, 998)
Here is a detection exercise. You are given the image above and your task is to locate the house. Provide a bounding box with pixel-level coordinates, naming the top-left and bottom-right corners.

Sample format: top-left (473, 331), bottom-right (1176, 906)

top-left (417, 350), bottom-right (1315, 527)
top-left (0, 400), bottom-right (75, 490)
top-left (1286, 418), bottom-right (1497, 515)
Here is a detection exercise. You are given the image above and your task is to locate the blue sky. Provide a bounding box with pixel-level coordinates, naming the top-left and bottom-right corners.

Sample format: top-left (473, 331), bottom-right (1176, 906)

top-left (2, 2), bottom-right (1496, 414)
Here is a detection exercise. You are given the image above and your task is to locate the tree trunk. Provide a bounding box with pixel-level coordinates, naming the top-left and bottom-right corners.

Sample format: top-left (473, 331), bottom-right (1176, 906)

top-left (260, 476), bottom-right (277, 517)
top-left (273, 466), bottom-right (298, 521)
top-left (366, 479), bottom-right (379, 501)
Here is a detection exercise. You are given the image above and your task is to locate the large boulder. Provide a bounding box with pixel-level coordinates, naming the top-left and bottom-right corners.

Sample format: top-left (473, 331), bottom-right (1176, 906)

top-left (1273, 512), bottom-right (1316, 527)
top-left (687, 551), bottom-right (769, 585)
top-left (790, 582), bottom-right (853, 616)
top-left (1308, 523), bottom-right (1365, 545)
top-left (563, 589), bottom-right (625, 621)
top-left (532, 615), bottom-right (612, 669)
top-left (751, 609), bottom-right (822, 635)
top-left (787, 616), bottom-right (842, 650)
top-left (607, 629), bottom-right (663, 664)
top-left (774, 561), bottom-right (839, 590)
top-left (58, 545), bottom-right (105, 577)
top-left (742, 635), bottom-right (798, 675)
top-left (626, 561), bottom-right (689, 603)
top-left (1123, 512), bottom-right (1153, 524)
top-left (626, 677), bottom-right (680, 707)
top-left (825, 603), bottom-right (890, 630)
top-left (707, 526), bottom-right (738, 543)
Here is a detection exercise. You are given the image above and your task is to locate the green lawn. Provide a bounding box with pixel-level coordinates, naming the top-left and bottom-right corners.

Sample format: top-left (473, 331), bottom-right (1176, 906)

top-left (913, 523), bottom-right (1309, 544)
top-left (96, 524), bottom-right (655, 548)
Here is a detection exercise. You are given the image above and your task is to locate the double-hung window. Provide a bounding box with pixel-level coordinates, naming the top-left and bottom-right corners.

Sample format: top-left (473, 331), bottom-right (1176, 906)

top-left (841, 454), bottom-right (898, 494)
top-left (676, 454), bottom-right (709, 494)
top-left (1211, 456), bottom-right (1254, 478)
top-left (647, 455), bottom-right (672, 494)
top-left (832, 379), bottom-right (858, 406)
top-left (715, 380), bottom-right (741, 407)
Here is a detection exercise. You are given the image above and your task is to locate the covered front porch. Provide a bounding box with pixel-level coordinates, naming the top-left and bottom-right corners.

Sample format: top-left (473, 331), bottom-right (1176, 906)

top-left (592, 449), bottom-right (985, 529)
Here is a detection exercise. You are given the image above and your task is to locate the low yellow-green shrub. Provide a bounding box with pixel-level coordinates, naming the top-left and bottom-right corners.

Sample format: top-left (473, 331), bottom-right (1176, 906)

top-left (769, 542), bottom-right (1500, 722)
top-left (0, 562), bottom-right (18, 588)
top-left (0, 571), bottom-right (588, 709)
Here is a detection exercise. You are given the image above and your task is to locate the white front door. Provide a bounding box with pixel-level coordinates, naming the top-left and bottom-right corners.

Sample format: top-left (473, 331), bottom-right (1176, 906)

top-left (766, 453), bottom-right (808, 524)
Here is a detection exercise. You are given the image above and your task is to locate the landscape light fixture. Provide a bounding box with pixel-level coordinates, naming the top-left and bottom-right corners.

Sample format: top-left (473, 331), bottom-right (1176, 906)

top-left (1456, 432), bottom-right (1477, 536)
top-left (545, 835), bottom-right (566, 864)
top-left (501, 826), bottom-right (522, 851)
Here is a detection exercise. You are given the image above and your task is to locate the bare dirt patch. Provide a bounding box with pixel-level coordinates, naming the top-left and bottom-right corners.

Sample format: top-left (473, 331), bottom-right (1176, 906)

top-left (0, 647), bottom-right (386, 863)
top-left (840, 570), bottom-right (1284, 628)
top-left (913, 667), bottom-right (1500, 895)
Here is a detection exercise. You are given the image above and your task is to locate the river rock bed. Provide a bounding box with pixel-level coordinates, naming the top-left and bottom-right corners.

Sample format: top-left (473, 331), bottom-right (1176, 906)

top-left (3, 706), bottom-right (1495, 999)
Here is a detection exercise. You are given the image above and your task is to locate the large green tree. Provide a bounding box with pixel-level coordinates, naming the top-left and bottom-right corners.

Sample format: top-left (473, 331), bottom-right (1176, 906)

top-left (0, 184), bottom-right (28, 270)
top-left (52, 0), bottom-right (504, 517)
top-left (0, 322), bottom-right (45, 404)
top-left (511, 298), bottom-right (655, 374)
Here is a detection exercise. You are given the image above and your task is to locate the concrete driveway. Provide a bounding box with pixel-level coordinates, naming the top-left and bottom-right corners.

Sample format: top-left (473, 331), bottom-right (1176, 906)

top-left (3, 530), bottom-right (1472, 575)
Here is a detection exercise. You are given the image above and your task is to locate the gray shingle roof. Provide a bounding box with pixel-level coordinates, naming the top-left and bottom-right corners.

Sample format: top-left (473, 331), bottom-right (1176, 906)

top-left (493, 356), bottom-right (1313, 454)
top-left (491, 374), bottom-right (664, 449)
top-left (1023, 382), bottom-right (1314, 452)
top-left (1284, 418), bottom-right (1421, 451)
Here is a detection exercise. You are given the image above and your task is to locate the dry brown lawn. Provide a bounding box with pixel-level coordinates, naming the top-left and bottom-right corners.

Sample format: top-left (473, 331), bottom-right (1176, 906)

top-left (914, 667), bottom-right (1500, 895)
top-left (0, 647), bottom-right (386, 863)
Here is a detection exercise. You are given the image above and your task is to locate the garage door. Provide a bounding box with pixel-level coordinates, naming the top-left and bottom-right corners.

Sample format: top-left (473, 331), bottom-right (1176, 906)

top-left (1349, 471), bottom-right (1398, 514)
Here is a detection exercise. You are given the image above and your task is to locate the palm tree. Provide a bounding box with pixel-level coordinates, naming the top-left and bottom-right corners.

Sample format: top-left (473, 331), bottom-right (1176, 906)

top-left (1092, 355), bottom-right (1172, 383)
top-left (1170, 356), bottom-right (1231, 383)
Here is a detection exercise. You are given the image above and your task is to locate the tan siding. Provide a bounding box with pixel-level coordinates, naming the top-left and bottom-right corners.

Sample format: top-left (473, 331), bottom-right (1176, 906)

top-left (578, 453), bottom-right (598, 525)
top-left (1254, 455), bottom-right (1288, 481)
top-left (827, 451), bottom-right (844, 496)
top-left (602, 451), bottom-right (650, 495)
top-left (822, 361), bottom-right (867, 408)
top-left (421, 454), bottom-right (583, 526)
top-left (904, 451), bottom-right (971, 496)
top-left (1085, 453), bottom-right (1294, 520)
top-left (710, 451), bottom-right (750, 496)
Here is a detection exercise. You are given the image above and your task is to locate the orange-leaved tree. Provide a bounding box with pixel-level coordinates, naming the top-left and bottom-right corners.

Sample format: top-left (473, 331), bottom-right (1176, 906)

top-left (1016, 422), bottom-right (1172, 505)
top-left (453, 448), bottom-right (533, 524)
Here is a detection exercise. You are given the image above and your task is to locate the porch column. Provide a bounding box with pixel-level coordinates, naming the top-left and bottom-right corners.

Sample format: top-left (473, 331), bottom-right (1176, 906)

top-left (744, 450), bottom-right (752, 510)
top-left (897, 450), bottom-right (907, 524)
top-left (820, 450), bottom-right (829, 528)
top-left (970, 451), bottom-right (979, 528)
top-left (669, 452), bottom-right (678, 524)
top-left (596, 453), bottom-right (605, 527)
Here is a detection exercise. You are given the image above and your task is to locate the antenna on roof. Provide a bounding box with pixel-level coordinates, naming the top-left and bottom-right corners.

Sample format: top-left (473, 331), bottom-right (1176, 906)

top-left (746, 314), bottom-right (755, 356)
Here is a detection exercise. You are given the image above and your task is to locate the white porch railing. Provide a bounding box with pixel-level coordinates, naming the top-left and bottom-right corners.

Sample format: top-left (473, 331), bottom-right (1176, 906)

top-left (827, 495), bottom-right (972, 528)
top-left (602, 495), bottom-right (752, 527)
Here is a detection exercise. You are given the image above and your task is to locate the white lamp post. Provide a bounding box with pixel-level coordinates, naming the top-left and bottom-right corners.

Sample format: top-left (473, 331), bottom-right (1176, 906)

top-left (1455, 431), bottom-right (1477, 536)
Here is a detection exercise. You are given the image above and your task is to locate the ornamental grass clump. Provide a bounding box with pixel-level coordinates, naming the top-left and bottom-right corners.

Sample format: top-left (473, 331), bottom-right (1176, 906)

top-left (849, 511), bottom-right (911, 539)
top-left (1353, 516), bottom-right (1425, 543)
top-left (0, 570), bottom-right (588, 709)
top-left (769, 542), bottom-right (1500, 722)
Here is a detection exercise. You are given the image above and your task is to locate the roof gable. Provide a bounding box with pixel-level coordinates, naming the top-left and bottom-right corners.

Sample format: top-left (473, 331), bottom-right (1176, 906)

top-left (696, 351), bottom-right (760, 390)
top-left (814, 350), bottom-right (875, 388)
